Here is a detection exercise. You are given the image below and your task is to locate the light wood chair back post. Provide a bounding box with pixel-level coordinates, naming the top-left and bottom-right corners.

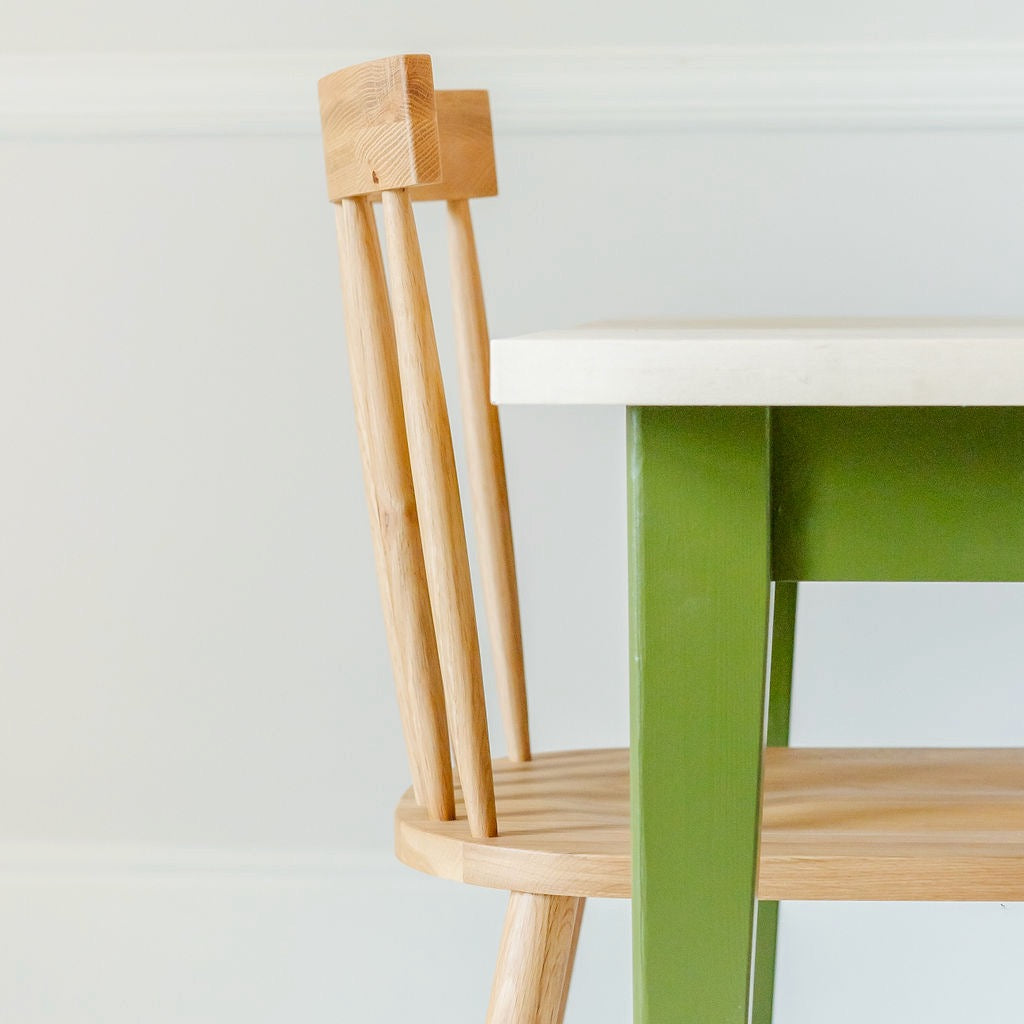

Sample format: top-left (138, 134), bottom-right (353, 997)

top-left (425, 90), bottom-right (530, 763)
top-left (448, 197), bottom-right (530, 762)
top-left (319, 54), bottom-right (497, 838)
top-left (374, 89), bottom-right (531, 763)
top-left (381, 185), bottom-right (496, 837)
top-left (333, 196), bottom-right (454, 821)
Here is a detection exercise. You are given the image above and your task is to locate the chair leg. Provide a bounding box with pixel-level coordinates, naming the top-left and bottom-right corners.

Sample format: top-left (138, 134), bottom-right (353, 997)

top-left (555, 899), bottom-right (585, 1022)
top-left (487, 892), bottom-right (585, 1024)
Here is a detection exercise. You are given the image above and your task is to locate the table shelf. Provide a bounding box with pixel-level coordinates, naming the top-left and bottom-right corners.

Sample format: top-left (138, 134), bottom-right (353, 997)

top-left (761, 747), bottom-right (1024, 901)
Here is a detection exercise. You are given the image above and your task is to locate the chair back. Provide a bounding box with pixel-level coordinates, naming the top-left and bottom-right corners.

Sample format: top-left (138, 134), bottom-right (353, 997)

top-left (318, 54), bottom-right (529, 838)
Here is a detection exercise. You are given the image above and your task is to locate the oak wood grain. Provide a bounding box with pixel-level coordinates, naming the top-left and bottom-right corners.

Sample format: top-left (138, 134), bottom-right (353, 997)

top-left (382, 187), bottom-right (497, 839)
top-left (367, 90), bottom-right (499, 204)
top-left (410, 90), bottom-right (499, 202)
top-left (487, 891), bottom-right (584, 1024)
top-left (448, 197), bottom-right (530, 762)
top-left (396, 747), bottom-right (1024, 902)
top-left (334, 196), bottom-right (454, 821)
top-left (318, 54), bottom-right (441, 201)
top-left (555, 898), bottom-right (585, 1022)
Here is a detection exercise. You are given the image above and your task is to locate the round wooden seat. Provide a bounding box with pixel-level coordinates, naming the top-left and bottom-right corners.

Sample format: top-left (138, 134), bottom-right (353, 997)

top-left (395, 748), bottom-right (631, 899)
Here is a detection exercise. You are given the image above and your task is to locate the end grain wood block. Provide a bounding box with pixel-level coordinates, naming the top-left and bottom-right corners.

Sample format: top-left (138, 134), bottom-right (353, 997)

top-left (318, 54), bottom-right (441, 201)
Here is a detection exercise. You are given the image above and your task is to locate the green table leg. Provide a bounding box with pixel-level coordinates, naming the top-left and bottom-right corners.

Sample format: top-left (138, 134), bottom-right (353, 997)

top-left (628, 407), bottom-right (772, 1024)
top-left (752, 580), bottom-right (798, 1024)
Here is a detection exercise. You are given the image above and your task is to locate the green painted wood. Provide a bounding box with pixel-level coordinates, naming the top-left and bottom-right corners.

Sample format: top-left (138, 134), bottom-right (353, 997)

top-left (628, 406), bottom-right (772, 1024)
top-left (772, 408), bottom-right (1024, 582)
top-left (752, 581), bottom-right (798, 1024)
top-left (752, 901), bottom-right (781, 1024)
top-left (765, 582), bottom-right (798, 751)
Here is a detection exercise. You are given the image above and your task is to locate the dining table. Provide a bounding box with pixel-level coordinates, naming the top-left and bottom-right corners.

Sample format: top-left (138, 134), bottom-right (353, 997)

top-left (489, 317), bottom-right (1024, 1023)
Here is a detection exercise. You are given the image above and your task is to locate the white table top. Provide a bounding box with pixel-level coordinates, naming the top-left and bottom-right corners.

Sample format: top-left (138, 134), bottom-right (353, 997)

top-left (490, 318), bottom-right (1024, 406)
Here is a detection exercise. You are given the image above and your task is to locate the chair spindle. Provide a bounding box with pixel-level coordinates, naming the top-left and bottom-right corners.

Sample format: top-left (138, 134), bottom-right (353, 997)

top-left (447, 197), bottom-right (531, 762)
top-left (381, 187), bottom-right (497, 839)
top-left (333, 195), bottom-right (455, 821)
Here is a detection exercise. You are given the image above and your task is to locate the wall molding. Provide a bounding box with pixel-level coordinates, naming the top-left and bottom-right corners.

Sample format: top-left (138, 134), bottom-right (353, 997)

top-left (0, 841), bottom-right (405, 884)
top-left (2, 45), bottom-right (1024, 137)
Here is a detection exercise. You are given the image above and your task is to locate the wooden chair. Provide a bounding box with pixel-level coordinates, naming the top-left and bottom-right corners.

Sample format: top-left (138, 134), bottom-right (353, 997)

top-left (317, 54), bottom-right (629, 1021)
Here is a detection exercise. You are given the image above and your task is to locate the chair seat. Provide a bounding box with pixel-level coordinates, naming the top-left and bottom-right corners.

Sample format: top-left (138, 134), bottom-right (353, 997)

top-left (396, 748), bottom-right (631, 898)
top-left (396, 746), bottom-right (1024, 901)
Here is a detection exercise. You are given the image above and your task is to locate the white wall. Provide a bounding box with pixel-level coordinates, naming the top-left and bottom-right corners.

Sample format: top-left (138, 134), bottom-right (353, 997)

top-left (5, 0), bottom-right (1024, 50)
top-left (2, 4), bottom-right (1024, 1021)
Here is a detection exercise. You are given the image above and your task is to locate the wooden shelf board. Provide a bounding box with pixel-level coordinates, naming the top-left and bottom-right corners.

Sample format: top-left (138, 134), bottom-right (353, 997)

top-left (760, 746), bottom-right (1024, 901)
